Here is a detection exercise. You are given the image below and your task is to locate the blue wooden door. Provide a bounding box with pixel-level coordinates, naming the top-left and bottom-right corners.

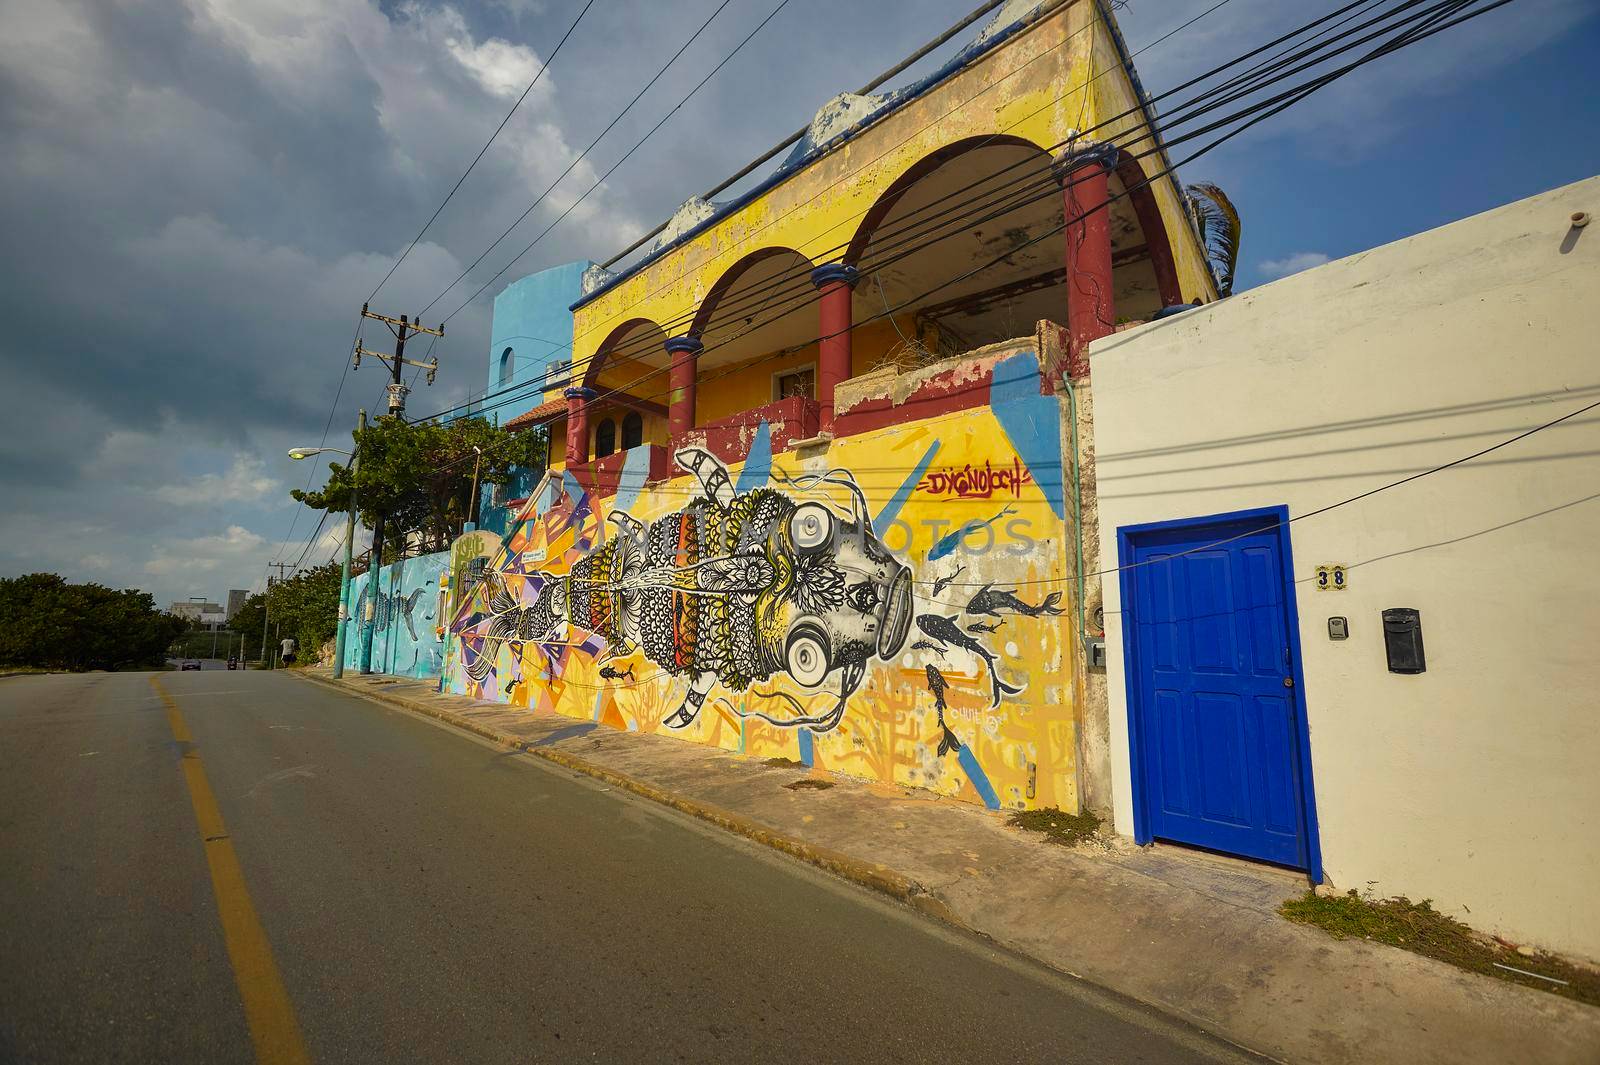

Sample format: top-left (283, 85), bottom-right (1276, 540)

top-left (1125, 514), bottom-right (1311, 869)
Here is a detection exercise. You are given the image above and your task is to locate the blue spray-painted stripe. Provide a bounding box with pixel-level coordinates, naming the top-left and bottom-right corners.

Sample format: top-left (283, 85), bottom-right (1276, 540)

top-left (957, 745), bottom-right (1001, 810)
top-left (797, 728), bottom-right (815, 767)
top-left (612, 444), bottom-right (654, 513)
top-left (873, 440), bottom-right (941, 536)
top-left (990, 351), bottom-right (1065, 519)
top-left (734, 420), bottom-right (773, 494)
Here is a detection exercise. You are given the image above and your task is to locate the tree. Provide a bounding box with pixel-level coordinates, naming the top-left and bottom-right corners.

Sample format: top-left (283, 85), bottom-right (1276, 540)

top-left (265, 562), bottom-right (344, 664)
top-left (0, 573), bottom-right (188, 671)
top-left (1188, 181), bottom-right (1242, 297)
top-left (292, 416), bottom-right (545, 561)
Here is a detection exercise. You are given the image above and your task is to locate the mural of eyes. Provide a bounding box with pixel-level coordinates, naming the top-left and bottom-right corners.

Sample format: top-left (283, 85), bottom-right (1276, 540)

top-left (847, 581), bottom-right (880, 614)
top-left (789, 502), bottom-right (834, 551)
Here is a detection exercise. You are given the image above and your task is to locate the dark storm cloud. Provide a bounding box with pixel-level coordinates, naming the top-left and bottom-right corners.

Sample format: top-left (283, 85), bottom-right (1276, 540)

top-left (0, 0), bottom-right (1585, 605)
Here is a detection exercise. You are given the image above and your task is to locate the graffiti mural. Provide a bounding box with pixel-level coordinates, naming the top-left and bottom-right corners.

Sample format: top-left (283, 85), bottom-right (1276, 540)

top-left (342, 550), bottom-right (449, 678)
top-left (441, 351), bottom-right (1079, 812)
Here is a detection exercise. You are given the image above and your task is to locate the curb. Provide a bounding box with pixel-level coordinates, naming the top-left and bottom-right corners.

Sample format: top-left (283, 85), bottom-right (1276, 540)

top-left (294, 671), bottom-right (965, 930)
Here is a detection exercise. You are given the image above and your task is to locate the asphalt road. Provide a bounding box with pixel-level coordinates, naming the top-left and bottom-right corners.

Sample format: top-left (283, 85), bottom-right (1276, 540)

top-left (0, 671), bottom-right (1256, 1064)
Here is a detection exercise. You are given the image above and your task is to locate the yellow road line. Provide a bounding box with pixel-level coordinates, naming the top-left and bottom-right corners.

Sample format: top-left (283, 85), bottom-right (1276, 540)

top-left (152, 677), bottom-right (311, 1065)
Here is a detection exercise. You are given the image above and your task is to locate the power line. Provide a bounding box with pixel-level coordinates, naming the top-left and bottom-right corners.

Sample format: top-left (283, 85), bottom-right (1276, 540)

top-left (419, 0), bottom-right (743, 319)
top-left (418, 0), bottom-right (1468, 426)
top-left (437, 0), bottom-right (799, 328)
top-left (365, 0), bottom-right (601, 304)
top-left (417, 0), bottom-right (1407, 420)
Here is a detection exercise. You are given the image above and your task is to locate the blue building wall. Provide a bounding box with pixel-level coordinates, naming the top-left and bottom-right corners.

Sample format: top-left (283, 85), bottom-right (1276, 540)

top-left (481, 259), bottom-right (591, 426)
top-left (472, 258), bottom-right (590, 535)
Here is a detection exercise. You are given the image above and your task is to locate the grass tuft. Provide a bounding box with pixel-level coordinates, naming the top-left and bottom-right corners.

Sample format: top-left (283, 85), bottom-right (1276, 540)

top-left (1281, 890), bottom-right (1600, 1007)
top-left (1007, 807), bottom-right (1102, 847)
top-left (783, 779), bottom-right (834, 791)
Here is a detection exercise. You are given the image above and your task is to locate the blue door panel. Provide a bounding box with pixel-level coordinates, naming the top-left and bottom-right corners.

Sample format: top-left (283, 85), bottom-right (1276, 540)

top-left (1127, 515), bottom-right (1310, 870)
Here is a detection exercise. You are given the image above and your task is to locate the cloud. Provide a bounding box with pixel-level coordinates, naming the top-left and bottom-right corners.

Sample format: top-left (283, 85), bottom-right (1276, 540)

top-left (1258, 251), bottom-right (1330, 280)
top-left (155, 455), bottom-right (283, 506)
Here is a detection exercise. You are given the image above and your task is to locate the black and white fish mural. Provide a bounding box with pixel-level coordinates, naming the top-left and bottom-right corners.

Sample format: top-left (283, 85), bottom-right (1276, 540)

top-left (461, 447), bottom-right (1037, 736)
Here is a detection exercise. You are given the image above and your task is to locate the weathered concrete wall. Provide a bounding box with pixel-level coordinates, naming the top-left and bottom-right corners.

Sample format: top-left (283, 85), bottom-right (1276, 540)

top-left (442, 348), bottom-right (1081, 811)
top-left (343, 550), bottom-right (450, 679)
top-left (1090, 177), bottom-right (1600, 959)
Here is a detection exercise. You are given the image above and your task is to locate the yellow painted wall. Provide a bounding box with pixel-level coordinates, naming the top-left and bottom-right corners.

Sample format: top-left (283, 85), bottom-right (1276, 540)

top-left (442, 354), bottom-right (1079, 813)
top-left (570, 0), bottom-right (1213, 384)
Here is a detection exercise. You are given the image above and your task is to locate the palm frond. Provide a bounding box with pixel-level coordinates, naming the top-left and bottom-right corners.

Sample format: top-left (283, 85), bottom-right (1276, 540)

top-left (1187, 181), bottom-right (1242, 297)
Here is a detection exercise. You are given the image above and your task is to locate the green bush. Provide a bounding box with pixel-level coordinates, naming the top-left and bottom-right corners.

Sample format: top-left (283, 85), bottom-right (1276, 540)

top-left (0, 573), bottom-right (188, 671)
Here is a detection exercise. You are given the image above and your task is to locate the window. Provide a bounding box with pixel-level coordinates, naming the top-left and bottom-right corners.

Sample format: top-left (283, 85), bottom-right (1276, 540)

top-left (499, 347), bottom-right (514, 386)
top-left (594, 417), bottom-right (617, 459)
top-left (774, 366), bottom-right (815, 401)
top-left (621, 411), bottom-right (643, 450)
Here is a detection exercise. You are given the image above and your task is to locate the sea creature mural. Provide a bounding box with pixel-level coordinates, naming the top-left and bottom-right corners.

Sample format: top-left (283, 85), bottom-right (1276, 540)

top-left (442, 349), bottom-right (1079, 814)
top-left (465, 447), bottom-right (935, 734)
top-left (931, 564), bottom-right (965, 597)
top-left (924, 664), bottom-right (961, 756)
top-left (964, 584), bottom-right (1063, 618)
top-left (357, 585), bottom-right (428, 640)
top-left (914, 613), bottom-right (1025, 707)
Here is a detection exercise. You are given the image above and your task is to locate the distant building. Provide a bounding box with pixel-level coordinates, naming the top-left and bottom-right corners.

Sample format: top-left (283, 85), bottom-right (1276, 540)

top-left (171, 601), bottom-right (226, 626)
top-left (226, 589), bottom-right (248, 620)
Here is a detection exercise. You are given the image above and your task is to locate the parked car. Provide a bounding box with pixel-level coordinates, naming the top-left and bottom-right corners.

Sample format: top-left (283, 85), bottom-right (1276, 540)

top-left (181, 660), bottom-right (201, 671)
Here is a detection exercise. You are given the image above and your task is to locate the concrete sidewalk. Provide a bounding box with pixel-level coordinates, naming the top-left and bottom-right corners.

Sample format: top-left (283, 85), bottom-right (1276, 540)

top-left (296, 668), bottom-right (1599, 1065)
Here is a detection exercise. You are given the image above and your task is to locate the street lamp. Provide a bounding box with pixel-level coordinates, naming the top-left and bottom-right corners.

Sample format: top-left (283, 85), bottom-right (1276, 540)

top-left (287, 425), bottom-right (363, 678)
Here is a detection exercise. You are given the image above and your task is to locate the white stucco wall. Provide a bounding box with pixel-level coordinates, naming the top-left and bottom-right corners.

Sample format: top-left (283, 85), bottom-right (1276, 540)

top-left (1089, 176), bottom-right (1600, 961)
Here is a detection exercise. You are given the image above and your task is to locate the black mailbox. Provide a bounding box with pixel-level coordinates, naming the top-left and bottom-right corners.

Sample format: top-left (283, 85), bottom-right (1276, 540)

top-left (1381, 608), bottom-right (1425, 674)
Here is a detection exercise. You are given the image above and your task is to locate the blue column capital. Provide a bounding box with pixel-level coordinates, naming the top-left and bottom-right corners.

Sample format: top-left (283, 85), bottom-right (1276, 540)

top-left (562, 386), bottom-right (596, 401)
top-left (664, 335), bottom-right (704, 355)
top-left (810, 263), bottom-right (861, 290)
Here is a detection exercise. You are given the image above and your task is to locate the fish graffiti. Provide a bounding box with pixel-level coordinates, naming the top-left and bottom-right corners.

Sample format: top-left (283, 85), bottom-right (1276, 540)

top-left (924, 664), bottom-right (961, 756)
top-left (964, 584), bottom-right (1062, 618)
top-left (914, 613), bottom-right (1026, 707)
top-left (931, 564), bottom-right (965, 598)
top-left (356, 584), bottom-right (429, 639)
top-left (966, 620), bottom-right (1001, 634)
top-left (462, 447), bottom-right (935, 735)
top-left (927, 506), bottom-right (1017, 562)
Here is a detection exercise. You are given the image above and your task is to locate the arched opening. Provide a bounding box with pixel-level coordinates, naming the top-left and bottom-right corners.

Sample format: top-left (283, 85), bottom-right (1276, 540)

top-left (847, 136), bottom-right (1064, 370)
top-left (571, 318), bottom-right (670, 468)
top-left (687, 246), bottom-right (818, 426)
top-left (844, 135), bottom-right (1189, 372)
top-left (581, 317), bottom-right (669, 393)
top-left (594, 417), bottom-right (617, 459)
top-left (498, 346), bottom-right (514, 387)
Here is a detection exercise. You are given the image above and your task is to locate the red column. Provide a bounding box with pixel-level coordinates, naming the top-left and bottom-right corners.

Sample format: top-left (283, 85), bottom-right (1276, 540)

top-left (664, 336), bottom-right (701, 441)
top-left (563, 386), bottom-right (593, 469)
top-left (811, 263), bottom-right (859, 433)
top-left (1055, 143), bottom-right (1117, 380)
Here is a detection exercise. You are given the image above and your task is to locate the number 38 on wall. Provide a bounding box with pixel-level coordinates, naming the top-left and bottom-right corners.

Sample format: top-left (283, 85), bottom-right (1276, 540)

top-left (1315, 564), bottom-right (1348, 591)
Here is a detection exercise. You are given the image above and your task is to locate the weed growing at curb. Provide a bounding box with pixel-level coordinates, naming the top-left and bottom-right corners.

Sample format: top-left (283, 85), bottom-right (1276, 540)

top-left (1281, 890), bottom-right (1600, 1007)
top-left (762, 757), bottom-right (804, 769)
top-left (1007, 807), bottom-right (1102, 847)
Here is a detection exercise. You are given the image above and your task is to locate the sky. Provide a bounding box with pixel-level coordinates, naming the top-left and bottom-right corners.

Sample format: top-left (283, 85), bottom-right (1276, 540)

top-left (1, 0), bottom-right (1596, 609)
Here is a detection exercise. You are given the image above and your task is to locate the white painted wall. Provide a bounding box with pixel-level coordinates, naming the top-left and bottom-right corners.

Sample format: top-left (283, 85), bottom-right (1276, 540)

top-left (1089, 177), bottom-right (1600, 961)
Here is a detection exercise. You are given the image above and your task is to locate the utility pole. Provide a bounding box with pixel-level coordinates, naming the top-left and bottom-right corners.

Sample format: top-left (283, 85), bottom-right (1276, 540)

top-left (333, 408), bottom-right (366, 679)
top-left (354, 304), bottom-right (441, 674)
top-left (260, 576), bottom-right (274, 668)
top-left (354, 304), bottom-right (443, 419)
